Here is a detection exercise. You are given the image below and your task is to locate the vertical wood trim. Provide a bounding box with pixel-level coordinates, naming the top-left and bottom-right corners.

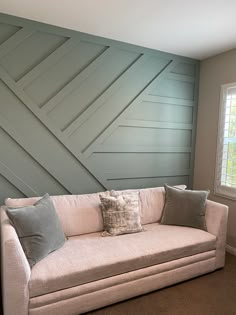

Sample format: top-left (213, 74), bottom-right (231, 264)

top-left (189, 62), bottom-right (200, 188)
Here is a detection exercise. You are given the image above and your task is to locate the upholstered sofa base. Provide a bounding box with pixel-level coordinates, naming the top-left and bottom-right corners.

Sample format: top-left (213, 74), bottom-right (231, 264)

top-left (29, 251), bottom-right (216, 315)
top-left (2, 189), bottom-right (228, 315)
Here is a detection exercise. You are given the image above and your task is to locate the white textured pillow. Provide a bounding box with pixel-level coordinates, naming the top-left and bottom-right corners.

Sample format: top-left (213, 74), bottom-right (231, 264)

top-left (99, 191), bottom-right (142, 236)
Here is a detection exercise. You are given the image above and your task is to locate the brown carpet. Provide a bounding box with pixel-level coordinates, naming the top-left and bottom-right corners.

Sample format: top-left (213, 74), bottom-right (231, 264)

top-left (85, 253), bottom-right (236, 315)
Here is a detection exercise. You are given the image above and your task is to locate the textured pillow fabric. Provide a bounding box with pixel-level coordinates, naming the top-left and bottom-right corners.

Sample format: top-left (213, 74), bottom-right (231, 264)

top-left (161, 184), bottom-right (208, 231)
top-left (6, 193), bottom-right (66, 267)
top-left (99, 191), bottom-right (143, 236)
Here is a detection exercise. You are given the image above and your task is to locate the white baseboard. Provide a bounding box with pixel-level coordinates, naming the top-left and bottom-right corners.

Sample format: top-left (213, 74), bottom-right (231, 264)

top-left (226, 244), bottom-right (236, 256)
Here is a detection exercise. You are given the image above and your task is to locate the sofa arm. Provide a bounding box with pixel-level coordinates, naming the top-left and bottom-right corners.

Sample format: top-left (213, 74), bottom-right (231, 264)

top-left (1, 206), bottom-right (31, 315)
top-left (205, 200), bottom-right (228, 269)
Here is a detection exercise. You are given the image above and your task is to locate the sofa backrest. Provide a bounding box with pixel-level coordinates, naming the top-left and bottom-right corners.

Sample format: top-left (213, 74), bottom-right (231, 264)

top-left (5, 185), bottom-right (186, 237)
top-left (5, 193), bottom-right (103, 237)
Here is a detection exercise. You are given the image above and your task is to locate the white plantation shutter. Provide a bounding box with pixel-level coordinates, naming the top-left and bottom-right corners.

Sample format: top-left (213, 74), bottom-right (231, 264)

top-left (215, 83), bottom-right (236, 199)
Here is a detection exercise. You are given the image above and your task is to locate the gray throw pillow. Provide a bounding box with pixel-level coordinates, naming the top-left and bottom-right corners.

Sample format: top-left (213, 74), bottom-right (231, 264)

top-left (161, 184), bottom-right (208, 230)
top-left (6, 193), bottom-right (66, 267)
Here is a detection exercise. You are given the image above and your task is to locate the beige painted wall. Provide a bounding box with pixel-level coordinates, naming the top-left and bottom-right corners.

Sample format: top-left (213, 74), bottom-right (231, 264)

top-left (194, 48), bottom-right (236, 248)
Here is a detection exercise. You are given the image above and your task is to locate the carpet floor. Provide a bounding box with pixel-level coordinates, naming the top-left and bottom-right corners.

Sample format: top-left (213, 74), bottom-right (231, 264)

top-left (85, 253), bottom-right (236, 315)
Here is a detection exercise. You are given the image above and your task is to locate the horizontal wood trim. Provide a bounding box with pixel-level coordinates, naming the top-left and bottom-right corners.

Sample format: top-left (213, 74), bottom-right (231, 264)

top-left (121, 119), bottom-right (193, 130)
top-left (143, 95), bottom-right (195, 107)
top-left (107, 175), bottom-right (189, 181)
top-left (92, 145), bottom-right (192, 154)
top-left (166, 72), bottom-right (195, 83)
top-left (105, 175), bottom-right (190, 190)
top-left (105, 168), bottom-right (191, 180)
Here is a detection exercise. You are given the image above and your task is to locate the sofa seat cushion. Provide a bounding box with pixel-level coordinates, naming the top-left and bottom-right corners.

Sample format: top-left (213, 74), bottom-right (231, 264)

top-left (29, 223), bottom-right (216, 298)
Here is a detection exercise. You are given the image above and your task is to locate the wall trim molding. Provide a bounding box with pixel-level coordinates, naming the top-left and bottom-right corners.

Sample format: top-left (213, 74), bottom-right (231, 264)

top-left (0, 12), bottom-right (199, 204)
top-left (226, 244), bottom-right (236, 256)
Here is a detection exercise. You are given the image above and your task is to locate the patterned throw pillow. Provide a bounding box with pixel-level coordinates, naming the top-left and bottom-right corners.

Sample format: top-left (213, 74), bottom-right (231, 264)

top-left (99, 191), bottom-right (143, 236)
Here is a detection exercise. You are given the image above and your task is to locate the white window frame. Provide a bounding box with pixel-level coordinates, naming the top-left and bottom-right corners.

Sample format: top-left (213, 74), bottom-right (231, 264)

top-left (215, 82), bottom-right (236, 199)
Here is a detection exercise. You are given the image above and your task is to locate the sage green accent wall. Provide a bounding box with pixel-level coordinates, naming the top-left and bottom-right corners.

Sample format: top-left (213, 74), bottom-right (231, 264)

top-left (0, 13), bottom-right (199, 204)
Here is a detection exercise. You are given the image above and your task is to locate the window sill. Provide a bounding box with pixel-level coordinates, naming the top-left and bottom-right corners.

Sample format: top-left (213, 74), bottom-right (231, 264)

top-left (214, 185), bottom-right (236, 201)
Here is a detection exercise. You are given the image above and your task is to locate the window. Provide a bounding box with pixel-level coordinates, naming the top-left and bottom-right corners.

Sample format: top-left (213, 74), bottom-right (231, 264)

top-left (215, 83), bottom-right (236, 199)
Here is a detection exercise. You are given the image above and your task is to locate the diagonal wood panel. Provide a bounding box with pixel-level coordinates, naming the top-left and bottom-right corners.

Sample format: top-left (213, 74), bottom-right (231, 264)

top-left (0, 13), bottom-right (199, 203)
top-left (0, 27), bottom-right (34, 59)
top-left (0, 160), bottom-right (37, 197)
top-left (82, 59), bottom-right (176, 156)
top-left (0, 76), bottom-right (104, 194)
top-left (17, 37), bottom-right (78, 88)
top-left (63, 53), bottom-right (148, 137)
top-left (0, 173), bottom-right (26, 202)
top-left (41, 46), bottom-right (113, 113)
top-left (27, 41), bottom-right (109, 109)
top-left (0, 22), bottom-right (21, 45)
top-left (68, 57), bottom-right (173, 152)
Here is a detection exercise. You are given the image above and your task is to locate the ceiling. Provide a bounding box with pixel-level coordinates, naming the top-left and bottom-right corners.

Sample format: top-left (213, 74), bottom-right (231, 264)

top-left (0, 0), bottom-right (236, 60)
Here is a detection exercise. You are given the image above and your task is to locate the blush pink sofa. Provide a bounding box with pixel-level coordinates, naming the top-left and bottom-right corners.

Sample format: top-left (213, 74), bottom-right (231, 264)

top-left (1, 186), bottom-right (228, 315)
